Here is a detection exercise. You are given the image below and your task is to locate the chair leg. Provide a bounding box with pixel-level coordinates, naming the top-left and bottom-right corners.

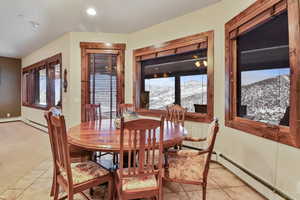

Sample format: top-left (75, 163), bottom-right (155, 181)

top-left (50, 168), bottom-right (56, 196)
top-left (202, 184), bottom-right (207, 200)
top-left (108, 179), bottom-right (113, 200)
top-left (68, 192), bottom-right (74, 200)
top-left (53, 182), bottom-right (59, 200)
top-left (89, 188), bottom-right (94, 196)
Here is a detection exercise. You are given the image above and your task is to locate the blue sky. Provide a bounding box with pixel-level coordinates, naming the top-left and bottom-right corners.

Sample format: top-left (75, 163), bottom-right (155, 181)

top-left (241, 68), bottom-right (290, 85)
top-left (145, 74), bottom-right (207, 87)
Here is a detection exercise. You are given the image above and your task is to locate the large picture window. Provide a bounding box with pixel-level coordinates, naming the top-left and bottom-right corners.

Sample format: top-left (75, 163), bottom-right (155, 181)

top-left (225, 0), bottom-right (300, 147)
top-left (22, 53), bottom-right (62, 110)
top-left (133, 31), bottom-right (214, 122)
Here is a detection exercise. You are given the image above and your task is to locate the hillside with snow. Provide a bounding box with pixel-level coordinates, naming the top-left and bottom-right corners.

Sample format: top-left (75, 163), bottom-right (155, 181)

top-left (241, 74), bottom-right (290, 124)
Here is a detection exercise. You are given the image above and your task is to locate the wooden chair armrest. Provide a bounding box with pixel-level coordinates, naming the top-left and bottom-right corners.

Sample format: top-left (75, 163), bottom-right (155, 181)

top-left (167, 149), bottom-right (209, 157)
top-left (183, 136), bottom-right (206, 142)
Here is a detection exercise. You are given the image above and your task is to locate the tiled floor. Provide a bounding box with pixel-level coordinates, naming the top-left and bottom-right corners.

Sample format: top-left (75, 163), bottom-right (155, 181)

top-left (0, 159), bottom-right (267, 200)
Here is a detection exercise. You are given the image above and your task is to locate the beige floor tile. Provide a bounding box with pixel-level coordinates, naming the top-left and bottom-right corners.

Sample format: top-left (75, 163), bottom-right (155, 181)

top-left (210, 162), bottom-right (224, 169)
top-left (163, 181), bottom-right (184, 193)
top-left (0, 189), bottom-right (23, 200)
top-left (17, 178), bottom-right (52, 200)
top-left (210, 168), bottom-right (245, 188)
top-left (34, 160), bottom-right (53, 171)
top-left (39, 168), bottom-right (53, 179)
top-left (9, 169), bottom-right (46, 191)
top-left (181, 178), bottom-right (220, 192)
top-left (187, 189), bottom-right (231, 200)
top-left (164, 192), bottom-right (189, 200)
top-left (0, 122), bottom-right (51, 191)
top-left (223, 186), bottom-right (267, 200)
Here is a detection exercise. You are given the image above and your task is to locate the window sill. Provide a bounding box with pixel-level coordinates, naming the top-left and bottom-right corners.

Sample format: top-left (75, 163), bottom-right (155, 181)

top-left (22, 104), bottom-right (49, 111)
top-left (136, 108), bottom-right (213, 123)
top-left (225, 117), bottom-right (294, 147)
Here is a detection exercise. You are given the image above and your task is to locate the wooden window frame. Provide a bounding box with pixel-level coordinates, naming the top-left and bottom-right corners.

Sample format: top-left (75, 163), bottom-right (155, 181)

top-left (22, 53), bottom-right (62, 110)
top-left (225, 0), bottom-right (300, 148)
top-left (80, 42), bottom-right (126, 122)
top-left (133, 31), bottom-right (214, 123)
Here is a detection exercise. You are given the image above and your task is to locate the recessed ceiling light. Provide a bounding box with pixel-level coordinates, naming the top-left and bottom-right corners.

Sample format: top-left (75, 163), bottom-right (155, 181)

top-left (105, 43), bottom-right (112, 46)
top-left (86, 8), bottom-right (97, 16)
top-left (29, 21), bottom-right (40, 29)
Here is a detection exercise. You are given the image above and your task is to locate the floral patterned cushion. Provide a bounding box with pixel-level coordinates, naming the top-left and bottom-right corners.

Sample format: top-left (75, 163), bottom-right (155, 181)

top-left (166, 152), bottom-right (205, 182)
top-left (61, 161), bottom-right (109, 184)
top-left (122, 174), bottom-right (157, 191)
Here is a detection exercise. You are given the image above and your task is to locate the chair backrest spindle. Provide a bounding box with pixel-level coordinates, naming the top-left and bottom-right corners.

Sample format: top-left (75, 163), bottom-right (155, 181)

top-left (166, 104), bottom-right (187, 126)
top-left (84, 104), bottom-right (101, 122)
top-left (119, 116), bottom-right (165, 179)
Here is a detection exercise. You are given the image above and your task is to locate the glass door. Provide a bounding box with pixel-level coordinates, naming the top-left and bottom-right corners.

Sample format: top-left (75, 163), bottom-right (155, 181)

top-left (89, 53), bottom-right (118, 119)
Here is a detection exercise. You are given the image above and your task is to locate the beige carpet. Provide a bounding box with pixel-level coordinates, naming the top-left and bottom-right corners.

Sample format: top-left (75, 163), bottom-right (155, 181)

top-left (0, 122), bottom-right (51, 194)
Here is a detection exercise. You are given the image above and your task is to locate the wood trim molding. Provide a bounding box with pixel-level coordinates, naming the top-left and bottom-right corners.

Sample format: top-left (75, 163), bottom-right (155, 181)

top-left (225, 0), bottom-right (300, 148)
top-left (80, 42), bottom-right (126, 50)
top-left (80, 42), bottom-right (126, 122)
top-left (133, 31), bottom-right (214, 123)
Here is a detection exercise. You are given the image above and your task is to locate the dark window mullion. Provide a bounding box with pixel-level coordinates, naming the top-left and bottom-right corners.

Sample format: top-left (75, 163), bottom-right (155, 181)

top-left (92, 54), bottom-right (96, 104)
top-left (175, 75), bottom-right (181, 105)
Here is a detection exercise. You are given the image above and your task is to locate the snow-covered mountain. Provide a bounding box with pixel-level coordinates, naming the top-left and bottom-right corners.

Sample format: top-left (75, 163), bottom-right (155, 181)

top-left (241, 74), bottom-right (290, 124)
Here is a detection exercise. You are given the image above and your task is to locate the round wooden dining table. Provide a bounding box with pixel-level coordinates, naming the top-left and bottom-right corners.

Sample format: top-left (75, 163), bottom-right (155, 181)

top-left (68, 119), bottom-right (187, 152)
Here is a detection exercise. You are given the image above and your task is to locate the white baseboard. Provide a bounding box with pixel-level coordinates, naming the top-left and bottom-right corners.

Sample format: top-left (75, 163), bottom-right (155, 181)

top-left (0, 117), bottom-right (21, 123)
top-left (21, 119), bottom-right (48, 132)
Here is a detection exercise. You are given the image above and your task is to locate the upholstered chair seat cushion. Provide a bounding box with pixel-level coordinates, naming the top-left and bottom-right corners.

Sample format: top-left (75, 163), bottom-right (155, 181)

top-left (117, 169), bottom-right (158, 191)
top-left (61, 161), bottom-right (109, 184)
top-left (166, 150), bottom-right (205, 182)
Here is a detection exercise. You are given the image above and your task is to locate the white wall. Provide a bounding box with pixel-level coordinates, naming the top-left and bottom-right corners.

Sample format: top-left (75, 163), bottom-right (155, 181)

top-left (21, 0), bottom-right (300, 199)
top-left (21, 33), bottom-right (71, 126)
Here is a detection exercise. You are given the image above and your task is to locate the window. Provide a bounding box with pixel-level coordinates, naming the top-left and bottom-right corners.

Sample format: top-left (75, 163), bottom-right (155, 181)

top-left (237, 11), bottom-right (290, 126)
top-left (134, 31), bottom-right (214, 122)
top-left (80, 42), bottom-right (125, 122)
top-left (36, 68), bottom-right (47, 105)
top-left (181, 74), bottom-right (207, 113)
top-left (89, 53), bottom-right (118, 119)
top-left (144, 77), bottom-right (175, 110)
top-left (54, 64), bottom-right (61, 106)
top-left (22, 54), bottom-right (62, 110)
top-left (225, 0), bottom-right (300, 148)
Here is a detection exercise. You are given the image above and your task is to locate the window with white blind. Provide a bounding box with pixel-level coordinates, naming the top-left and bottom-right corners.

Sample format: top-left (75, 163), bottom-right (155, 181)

top-left (89, 53), bottom-right (117, 119)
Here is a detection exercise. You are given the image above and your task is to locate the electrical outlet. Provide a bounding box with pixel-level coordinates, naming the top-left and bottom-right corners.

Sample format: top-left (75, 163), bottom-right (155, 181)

top-left (6, 113), bottom-right (10, 118)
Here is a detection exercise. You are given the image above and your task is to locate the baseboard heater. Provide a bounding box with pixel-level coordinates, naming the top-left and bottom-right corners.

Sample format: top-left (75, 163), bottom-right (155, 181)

top-left (219, 154), bottom-right (293, 200)
top-left (24, 120), bottom-right (48, 133)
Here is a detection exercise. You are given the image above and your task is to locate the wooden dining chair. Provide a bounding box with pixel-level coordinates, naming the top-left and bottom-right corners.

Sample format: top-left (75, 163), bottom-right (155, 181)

top-left (166, 104), bottom-right (187, 149)
top-left (45, 111), bottom-right (113, 200)
top-left (166, 104), bottom-right (187, 127)
top-left (84, 104), bottom-right (101, 122)
top-left (46, 107), bottom-right (92, 197)
top-left (115, 117), bottom-right (165, 200)
top-left (119, 103), bottom-right (134, 115)
top-left (164, 118), bottom-right (219, 200)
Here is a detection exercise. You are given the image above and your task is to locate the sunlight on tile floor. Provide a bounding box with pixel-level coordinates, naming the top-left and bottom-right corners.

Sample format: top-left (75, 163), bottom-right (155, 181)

top-left (0, 160), bottom-right (266, 200)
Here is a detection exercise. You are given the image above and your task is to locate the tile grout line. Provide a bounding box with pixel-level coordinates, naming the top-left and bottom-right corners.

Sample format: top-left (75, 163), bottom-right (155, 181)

top-left (178, 182), bottom-right (191, 199)
top-left (11, 164), bottom-right (50, 199)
